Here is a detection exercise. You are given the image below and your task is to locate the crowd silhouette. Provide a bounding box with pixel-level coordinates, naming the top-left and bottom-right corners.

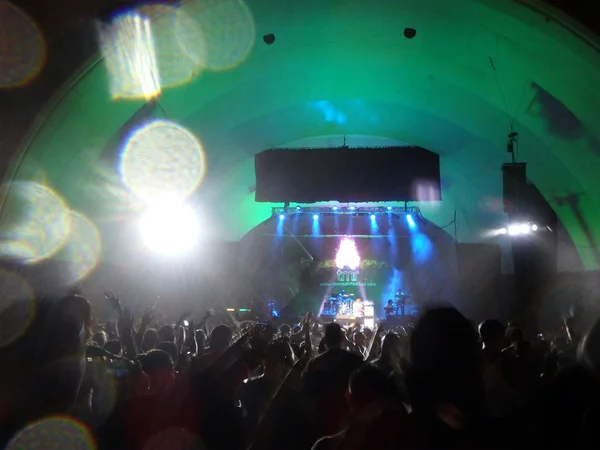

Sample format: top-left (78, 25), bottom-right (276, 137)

top-left (0, 290), bottom-right (598, 449)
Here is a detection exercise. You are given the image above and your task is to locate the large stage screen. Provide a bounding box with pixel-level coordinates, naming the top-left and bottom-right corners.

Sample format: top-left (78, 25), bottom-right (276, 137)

top-left (235, 212), bottom-right (458, 319)
top-left (301, 237), bottom-right (386, 300)
top-left (293, 236), bottom-right (404, 317)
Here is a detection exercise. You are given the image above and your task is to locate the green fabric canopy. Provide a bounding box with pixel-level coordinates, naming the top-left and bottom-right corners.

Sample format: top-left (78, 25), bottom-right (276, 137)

top-left (12, 0), bottom-right (600, 269)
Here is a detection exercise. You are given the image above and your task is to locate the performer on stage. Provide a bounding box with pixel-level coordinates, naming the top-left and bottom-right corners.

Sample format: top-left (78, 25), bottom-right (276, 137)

top-left (395, 289), bottom-right (410, 316)
top-left (353, 298), bottom-right (364, 317)
top-left (384, 299), bottom-right (395, 318)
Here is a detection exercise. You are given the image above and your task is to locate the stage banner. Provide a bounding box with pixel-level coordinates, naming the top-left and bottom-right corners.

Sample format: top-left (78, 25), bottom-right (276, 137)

top-left (292, 237), bottom-right (394, 315)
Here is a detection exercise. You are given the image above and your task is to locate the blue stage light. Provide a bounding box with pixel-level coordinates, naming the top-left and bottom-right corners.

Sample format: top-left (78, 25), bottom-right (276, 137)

top-left (313, 214), bottom-right (319, 220)
top-left (387, 206), bottom-right (392, 211)
top-left (333, 206), bottom-right (338, 211)
top-left (279, 214), bottom-right (285, 220)
top-left (406, 214), bottom-right (416, 229)
top-left (370, 214), bottom-right (376, 220)
top-left (296, 206), bottom-right (301, 210)
top-left (350, 206), bottom-right (355, 211)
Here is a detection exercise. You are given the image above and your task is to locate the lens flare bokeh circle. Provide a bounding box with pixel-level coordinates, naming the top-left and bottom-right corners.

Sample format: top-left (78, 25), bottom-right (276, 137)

top-left (181, 0), bottom-right (255, 71)
top-left (0, 2), bottom-right (46, 88)
top-left (120, 119), bottom-right (206, 204)
top-left (139, 4), bottom-right (207, 87)
top-left (0, 181), bottom-right (71, 263)
top-left (0, 270), bottom-right (35, 348)
top-left (6, 416), bottom-right (95, 450)
top-left (60, 211), bottom-right (102, 285)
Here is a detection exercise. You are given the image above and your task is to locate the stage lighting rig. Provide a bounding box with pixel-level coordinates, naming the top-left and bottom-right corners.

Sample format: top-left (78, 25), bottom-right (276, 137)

top-left (272, 205), bottom-right (422, 217)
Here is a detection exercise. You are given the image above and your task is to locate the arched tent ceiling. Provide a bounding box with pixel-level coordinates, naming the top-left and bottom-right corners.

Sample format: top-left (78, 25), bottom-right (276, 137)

top-left (11, 0), bottom-right (600, 269)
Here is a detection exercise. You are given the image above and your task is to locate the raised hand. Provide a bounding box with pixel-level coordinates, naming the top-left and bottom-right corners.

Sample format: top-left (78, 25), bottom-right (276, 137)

top-left (302, 312), bottom-right (312, 332)
top-left (140, 308), bottom-right (154, 327)
top-left (234, 329), bottom-right (251, 348)
top-left (105, 291), bottom-right (122, 312)
top-left (176, 311), bottom-right (191, 327)
top-left (198, 309), bottom-right (214, 327)
top-left (69, 284), bottom-right (83, 296)
top-left (118, 307), bottom-right (134, 332)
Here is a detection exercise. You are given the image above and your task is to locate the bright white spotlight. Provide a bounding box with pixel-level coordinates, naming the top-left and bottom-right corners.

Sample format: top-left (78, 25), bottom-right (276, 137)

top-left (531, 224), bottom-right (538, 231)
top-left (336, 237), bottom-right (360, 270)
top-left (508, 223), bottom-right (531, 236)
top-left (140, 201), bottom-right (200, 256)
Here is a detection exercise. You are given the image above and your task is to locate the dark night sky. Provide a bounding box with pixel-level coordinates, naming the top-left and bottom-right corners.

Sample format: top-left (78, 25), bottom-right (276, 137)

top-left (0, 0), bottom-right (597, 182)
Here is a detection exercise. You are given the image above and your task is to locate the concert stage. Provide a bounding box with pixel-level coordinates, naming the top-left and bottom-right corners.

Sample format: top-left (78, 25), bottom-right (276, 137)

top-left (235, 205), bottom-right (459, 321)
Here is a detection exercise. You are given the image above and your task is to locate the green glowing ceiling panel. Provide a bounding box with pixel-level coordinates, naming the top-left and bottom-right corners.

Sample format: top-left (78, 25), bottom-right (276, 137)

top-left (12, 0), bottom-right (600, 269)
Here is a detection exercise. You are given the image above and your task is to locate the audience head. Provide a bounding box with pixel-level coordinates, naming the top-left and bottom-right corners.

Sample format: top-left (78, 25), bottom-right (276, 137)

top-left (324, 322), bottom-right (343, 350)
top-left (40, 295), bottom-right (93, 362)
top-left (157, 325), bottom-right (175, 343)
top-left (348, 365), bottom-right (397, 411)
top-left (263, 341), bottom-right (291, 380)
top-left (381, 332), bottom-right (404, 362)
top-left (508, 327), bottom-right (524, 344)
top-left (93, 330), bottom-right (108, 348)
top-left (104, 340), bottom-right (122, 356)
top-left (209, 324), bottom-right (232, 354)
top-left (478, 319), bottom-right (506, 349)
top-left (409, 307), bottom-right (483, 426)
top-left (157, 341), bottom-right (178, 365)
top-left (141, 328), bottom-right (158, 352)
top-left (279, 324), bottom-right (291, 338)
top-left (138, 349), bottom-right (175, 393)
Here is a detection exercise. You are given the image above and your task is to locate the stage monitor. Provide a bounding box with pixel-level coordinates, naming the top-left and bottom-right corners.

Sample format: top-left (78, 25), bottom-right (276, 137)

top-left (254, 146), bottom-right (441, 203)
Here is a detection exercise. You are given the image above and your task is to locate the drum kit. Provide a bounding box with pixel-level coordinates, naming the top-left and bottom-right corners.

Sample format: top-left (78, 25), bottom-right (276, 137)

top-left (322, 289), bottom-right (414, 318)
top-left (322, 291), bottom-right (360, 316)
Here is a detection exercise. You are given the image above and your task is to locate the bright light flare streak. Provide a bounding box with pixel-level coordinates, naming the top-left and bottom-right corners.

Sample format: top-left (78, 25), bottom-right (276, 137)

top-left (508, 223), bottom-right (534, 236)
top-left (99, 12), bottom-right (161, 100)
top-left (494, 223), bottom-right (539, 236)
top-left (336, 237), bottom-right (360, 270)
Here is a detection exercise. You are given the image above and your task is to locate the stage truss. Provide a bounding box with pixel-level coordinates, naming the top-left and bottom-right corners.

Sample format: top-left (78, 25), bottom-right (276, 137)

top-left (272, 204), bottom-right (423, 217)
